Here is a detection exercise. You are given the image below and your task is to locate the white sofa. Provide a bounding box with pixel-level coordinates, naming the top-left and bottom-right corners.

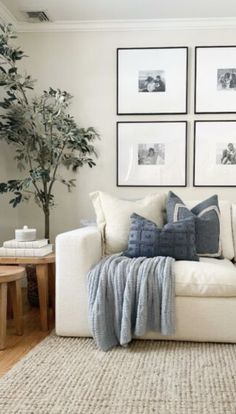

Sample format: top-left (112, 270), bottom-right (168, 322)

top-left (56, 202), bottom-right (236, 343)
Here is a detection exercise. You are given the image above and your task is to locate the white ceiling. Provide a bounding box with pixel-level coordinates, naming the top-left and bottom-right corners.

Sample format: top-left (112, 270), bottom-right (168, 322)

top-left (2, 0), bottom-right (236, 22)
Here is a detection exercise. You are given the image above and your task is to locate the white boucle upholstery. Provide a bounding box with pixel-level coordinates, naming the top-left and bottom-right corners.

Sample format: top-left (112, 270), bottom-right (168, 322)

top-left (56, 202), bottom-right (236, 342)
top-left (231, 204), bottom-right (236, 261)
top-left (175, 258), bottom-right (236, 297)
top-left (141, 297), bottom-right (236, 343)
top-left (56, 227), bottom-right (102, 337)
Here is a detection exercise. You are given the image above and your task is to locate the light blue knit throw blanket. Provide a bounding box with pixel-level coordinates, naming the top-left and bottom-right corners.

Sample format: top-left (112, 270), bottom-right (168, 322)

top-left (87, 254), bottom-right (175, 351)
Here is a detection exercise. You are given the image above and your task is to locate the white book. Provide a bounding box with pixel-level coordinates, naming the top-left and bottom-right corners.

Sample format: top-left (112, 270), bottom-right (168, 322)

top-left (3, 239), bottom-right (48, 249)
top-left (0, 244), bottom-right (53, 257)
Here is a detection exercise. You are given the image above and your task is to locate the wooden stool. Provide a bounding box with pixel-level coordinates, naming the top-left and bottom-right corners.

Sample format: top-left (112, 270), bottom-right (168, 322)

top-left (0, 266), bottom-right (25, 350)
top-left (0, 254), bottom-right (55, 332)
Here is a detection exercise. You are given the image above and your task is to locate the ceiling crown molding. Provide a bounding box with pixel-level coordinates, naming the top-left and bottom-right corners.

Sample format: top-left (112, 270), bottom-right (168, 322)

top-left (1, 1), bottom-right (236, 34)
top-left (15, 17), bottom-right (236, 33)
top-left (0, 2), bottom-right (17, 27)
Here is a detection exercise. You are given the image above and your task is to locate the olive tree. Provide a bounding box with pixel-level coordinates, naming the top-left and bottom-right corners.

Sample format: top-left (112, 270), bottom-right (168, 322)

top-left (0, 24), bottom-right (99, 239)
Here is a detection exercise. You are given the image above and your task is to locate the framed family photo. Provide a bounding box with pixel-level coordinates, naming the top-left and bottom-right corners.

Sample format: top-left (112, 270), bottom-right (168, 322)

top-left (117, 47), bottom-right (188, 115)
top-left (117, 121), bottom-right (187, 187)
top-left (195, 46), bottom-right (236, 113)
top-left (194, 121), bottom-right (236, 187)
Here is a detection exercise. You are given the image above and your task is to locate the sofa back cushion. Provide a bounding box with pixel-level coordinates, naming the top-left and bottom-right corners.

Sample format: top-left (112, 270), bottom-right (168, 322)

top-left (90, 191), bottom-right (166, 255)
top-left (124, 213), bottom-right (199, 261)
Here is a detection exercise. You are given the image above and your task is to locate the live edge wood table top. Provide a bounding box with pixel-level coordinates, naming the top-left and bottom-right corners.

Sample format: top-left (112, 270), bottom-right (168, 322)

top-left (0, 253), bottom-right (55, 332)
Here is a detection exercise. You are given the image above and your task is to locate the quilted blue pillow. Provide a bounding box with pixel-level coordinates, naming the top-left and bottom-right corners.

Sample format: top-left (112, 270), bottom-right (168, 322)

top-left (124, 213), bottom-right (199, 261)
top-left (166, 192), bottom-right (221, 257)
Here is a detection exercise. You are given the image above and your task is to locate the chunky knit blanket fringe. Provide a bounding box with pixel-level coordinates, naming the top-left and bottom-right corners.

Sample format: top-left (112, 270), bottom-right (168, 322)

top-left (87, 255), bottom-right (175, 351)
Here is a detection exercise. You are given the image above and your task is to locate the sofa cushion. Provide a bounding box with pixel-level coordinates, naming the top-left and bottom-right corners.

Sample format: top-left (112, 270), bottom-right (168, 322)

top-left (186, 200), bottom-right (234, 261)
top-left (175, 258), bottom-right (236, 297)
top-left (90, 191), bottom-right (165, 255)
top-left (124, 213), bottom-right (199, 261)
top-left (167, 192), bottom-right (221, 257)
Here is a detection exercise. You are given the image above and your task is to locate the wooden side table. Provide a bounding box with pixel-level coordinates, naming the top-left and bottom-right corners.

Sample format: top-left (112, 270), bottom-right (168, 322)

top-left (0, 253), bottom-right (55, 332)
top-left (0, 266), bottom-right (26, 350)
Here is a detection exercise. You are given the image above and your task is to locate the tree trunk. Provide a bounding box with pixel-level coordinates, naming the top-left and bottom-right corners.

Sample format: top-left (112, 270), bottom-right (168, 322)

top-left (44, 208), bottom-right (50, 241)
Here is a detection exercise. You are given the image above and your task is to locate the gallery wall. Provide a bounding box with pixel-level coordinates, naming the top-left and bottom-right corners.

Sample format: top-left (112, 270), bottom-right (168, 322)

top-left (1, 25), bottom-right (236, 242)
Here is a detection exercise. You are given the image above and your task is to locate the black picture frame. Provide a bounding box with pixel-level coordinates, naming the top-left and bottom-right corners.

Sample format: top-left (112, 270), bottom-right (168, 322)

top-left (117, 120), bottom-right (187, 187)
top-left (195, 46), bottom-right (236, 114)
top-left (117, 47), bottom-right (188, 115)
top-left (194, 120), bottom-right (236, 187)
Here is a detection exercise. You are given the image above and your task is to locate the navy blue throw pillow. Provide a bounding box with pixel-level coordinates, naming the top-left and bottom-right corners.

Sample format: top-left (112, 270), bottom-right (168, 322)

top-left (124, 213), bottom-right (199, 261)
top-left (166, 192), bottom-right (221, 257)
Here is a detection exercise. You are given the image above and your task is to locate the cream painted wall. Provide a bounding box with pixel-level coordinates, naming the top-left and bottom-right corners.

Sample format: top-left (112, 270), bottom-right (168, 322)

top-left (0, 141), bottom-right (18, 242)
top-left (1, 27), bottom-right (236, 243)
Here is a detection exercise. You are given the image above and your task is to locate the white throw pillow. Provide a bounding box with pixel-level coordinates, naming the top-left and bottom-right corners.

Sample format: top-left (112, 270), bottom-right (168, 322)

top-left (218, 201), bottom-right (234, 260)
top-left (90, 191), bottom-right (166, 255)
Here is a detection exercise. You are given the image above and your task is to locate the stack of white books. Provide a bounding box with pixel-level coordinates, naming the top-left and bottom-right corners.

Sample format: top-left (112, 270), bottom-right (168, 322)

top-left (0, 239), bottom-right (53, 257)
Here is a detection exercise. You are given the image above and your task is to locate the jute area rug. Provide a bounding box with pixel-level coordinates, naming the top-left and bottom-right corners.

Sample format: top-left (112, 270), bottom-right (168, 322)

top-left (0, 333), bottom-right (236, 414)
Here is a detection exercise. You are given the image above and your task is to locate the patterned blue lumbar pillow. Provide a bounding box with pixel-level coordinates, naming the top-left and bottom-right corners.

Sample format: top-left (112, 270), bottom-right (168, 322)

top-left (124, 213), bottom-right (199, 261)
top-left (166, 191), bottom-right (221, 257)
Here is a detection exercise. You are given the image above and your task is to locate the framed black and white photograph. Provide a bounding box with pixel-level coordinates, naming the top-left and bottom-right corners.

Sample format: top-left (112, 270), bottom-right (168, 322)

top-left (195, 46), bottom-right (236, 113)
top-left (117, 121), bottom-right (187, 187)
top-left (117, 47), bottom-right (188, 115)
top-left (194, 121), bottom-right (236, 187)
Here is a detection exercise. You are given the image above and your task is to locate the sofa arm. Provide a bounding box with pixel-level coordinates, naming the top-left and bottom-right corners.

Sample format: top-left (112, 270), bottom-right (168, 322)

top-left (55, 226), bottom-right (102, 337)
top-left (56, 226), bottom-right (102, 273)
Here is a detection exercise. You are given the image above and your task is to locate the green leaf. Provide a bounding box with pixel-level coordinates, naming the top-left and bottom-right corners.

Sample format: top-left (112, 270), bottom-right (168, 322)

top-left (8, 67), bottom-right (17, 74)
top-left (9, 191), bottom-right (22, 207)
top-left (0, 182), bottom-right (8, 193)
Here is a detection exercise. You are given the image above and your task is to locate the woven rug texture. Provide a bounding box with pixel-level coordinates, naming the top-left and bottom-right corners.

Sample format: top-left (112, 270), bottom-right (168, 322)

top-left (0, 333), bottom-right (236, 414)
